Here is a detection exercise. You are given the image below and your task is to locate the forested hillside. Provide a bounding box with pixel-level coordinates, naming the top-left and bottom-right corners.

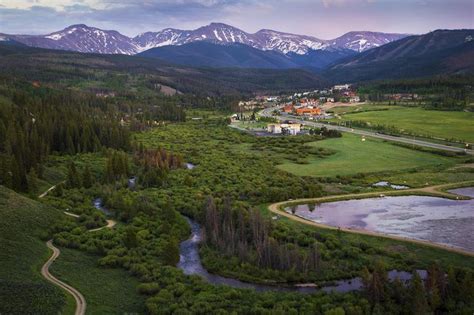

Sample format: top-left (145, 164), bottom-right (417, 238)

top-left (0, 43), bottom-right (327, 95)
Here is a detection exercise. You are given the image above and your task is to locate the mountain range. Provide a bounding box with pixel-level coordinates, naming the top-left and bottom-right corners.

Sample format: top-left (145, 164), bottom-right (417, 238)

top-left (0, 23), bottom-right (407, 56)
top-left (1, 24), bottom-right (472, 81)
top-left (325, 29), bottom-right (474, 81)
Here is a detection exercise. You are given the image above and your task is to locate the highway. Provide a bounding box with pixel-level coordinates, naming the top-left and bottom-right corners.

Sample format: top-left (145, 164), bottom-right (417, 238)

top-left (259, 106), bottom-right (474, 155)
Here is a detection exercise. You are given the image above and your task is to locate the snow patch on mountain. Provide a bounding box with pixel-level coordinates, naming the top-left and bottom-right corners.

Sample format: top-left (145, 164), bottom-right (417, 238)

top-left (3, 23), bottom-right (409, 56)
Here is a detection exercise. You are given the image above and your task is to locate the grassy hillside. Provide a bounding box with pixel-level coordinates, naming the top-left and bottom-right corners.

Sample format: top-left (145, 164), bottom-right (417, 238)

top-left (50, 248), bottom-right (146, 315)
top-left (0, 185), bottom-right (65, 314)
top-left (277, 133), bottom-right (455, 177)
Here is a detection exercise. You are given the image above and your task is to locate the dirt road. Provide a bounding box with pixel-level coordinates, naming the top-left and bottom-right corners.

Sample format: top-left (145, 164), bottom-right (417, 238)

top-left (42, 240), bottom-right (87, 315)
top-left (268, 181), bottom-right (474, 257)
top-left (41, 209), bottom-right (117, 314)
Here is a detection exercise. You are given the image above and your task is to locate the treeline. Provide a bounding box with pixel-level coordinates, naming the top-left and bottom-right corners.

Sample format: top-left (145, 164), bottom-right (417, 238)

top-left (309, 127), bottom-right (342, 138)
top-left (0, 83), bottom-right (129, 193)
top-left (358, 75), bottom-right (473, 111)
top-left (203, 196), bottom-right (321, 276)
top-left (361, 262), bottom-right (474, 314)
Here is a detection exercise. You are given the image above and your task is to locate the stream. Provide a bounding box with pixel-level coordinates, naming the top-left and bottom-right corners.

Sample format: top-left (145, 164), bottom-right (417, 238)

top-left (177, 218), bottom-right (426, 293)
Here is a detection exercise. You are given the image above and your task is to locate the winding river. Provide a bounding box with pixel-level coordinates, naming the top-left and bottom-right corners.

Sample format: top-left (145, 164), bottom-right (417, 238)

top-left (177, 218), bottom-right (425, 293)
top-left (285, 188), bottom-right (474, 252)
top-left (93, 178), bottom-right (444, 293)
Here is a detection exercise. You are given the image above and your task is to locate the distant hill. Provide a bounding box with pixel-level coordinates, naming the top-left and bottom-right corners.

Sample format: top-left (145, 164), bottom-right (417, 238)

top-left (138, 42), bottom-right (299, 69)
top-left (139, 41), bottom-right (356, 69)
top-left (326, 29), bottom-right (474, 82)
top-left (0, 42), bottom-right (327, 95)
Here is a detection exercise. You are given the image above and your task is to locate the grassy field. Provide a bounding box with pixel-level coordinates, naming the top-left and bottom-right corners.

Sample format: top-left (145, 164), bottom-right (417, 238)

top-left (327, 104), bottom-right (401, 115)
top-left (277, 133), bottom-right (456, 177)
top-left (329, 107), bottom-right (474, 143)
top-left (0, 186), bottom-right (66, 314)
top-left (50, 247), bottom-right (146, 315)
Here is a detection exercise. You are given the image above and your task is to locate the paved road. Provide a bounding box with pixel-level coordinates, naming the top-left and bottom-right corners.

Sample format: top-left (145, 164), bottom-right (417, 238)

top-left (42, 240), bottom-right (87, 315)
top-left (260, 107), bottom-right (474, 155)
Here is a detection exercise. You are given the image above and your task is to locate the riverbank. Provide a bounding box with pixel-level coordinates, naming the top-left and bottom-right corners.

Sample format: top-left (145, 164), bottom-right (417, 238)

top-left (268, 181), bottom-right (474, 257)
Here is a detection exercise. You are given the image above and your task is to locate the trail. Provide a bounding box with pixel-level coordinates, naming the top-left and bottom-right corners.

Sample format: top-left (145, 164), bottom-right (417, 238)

top-left (89, 219), bottom-right (117, 232)
top-left (38, 181), bottom-right (64, 199)
top-left (42, 240), bottom-right (87, 315)
top-left (268, 181), bottom-right (474, 257)
top-left (41, 206), bottom-right (117, 314)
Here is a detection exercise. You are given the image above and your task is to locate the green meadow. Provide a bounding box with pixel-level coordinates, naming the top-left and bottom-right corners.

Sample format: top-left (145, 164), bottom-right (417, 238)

top-left (330, 107), bottom-right (474, 143)
top-left (277, 133), bottom-right (455, 177)
top-left (50, 248), bottom-right (146, 315)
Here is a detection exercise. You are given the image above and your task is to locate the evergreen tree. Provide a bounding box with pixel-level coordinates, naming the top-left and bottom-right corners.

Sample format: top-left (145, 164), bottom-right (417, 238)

top-left (66, 161), bottom-right (81, 188)
top-left (82, 165), bottom-right (93, 188)
top-left (27, 168), bottom-right (38, 194)
top-left (409, 272), bottom-right (429, 314)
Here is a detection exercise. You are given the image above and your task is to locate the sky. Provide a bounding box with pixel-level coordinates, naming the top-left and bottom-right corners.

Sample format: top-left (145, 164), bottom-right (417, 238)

top-left (0, 0), bottom-right (473, 38)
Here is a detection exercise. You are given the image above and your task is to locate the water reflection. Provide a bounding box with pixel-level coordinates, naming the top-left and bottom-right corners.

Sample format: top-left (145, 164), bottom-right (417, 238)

top-left (177, 218), bottom-right (426, 293)
top-left (285, 188), bottom-right (474, 252)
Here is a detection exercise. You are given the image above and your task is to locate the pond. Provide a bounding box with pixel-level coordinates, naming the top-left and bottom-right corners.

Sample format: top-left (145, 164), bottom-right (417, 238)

top-left (177, 218), bottom-right (426, 293)
top-left (285, 187), bottom-right (474, 252)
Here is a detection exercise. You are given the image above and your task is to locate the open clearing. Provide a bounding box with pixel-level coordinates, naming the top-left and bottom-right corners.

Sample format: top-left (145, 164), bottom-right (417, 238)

top-left (0, 186), bottom-right (65, 314)
top-left (50, 247), bottom-right (145, 315)
top-left (277, 133), bottom-right (455, 177)
top-left (329, 107), bottom-right (474, 142)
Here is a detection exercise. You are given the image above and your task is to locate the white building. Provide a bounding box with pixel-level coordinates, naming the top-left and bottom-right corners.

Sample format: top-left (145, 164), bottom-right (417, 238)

top-left (267, 123), bottom-right (301, 135)
top-left (349, 96), bottom-right (360, 103)
top-left (267, 124), bottom-right (282, 134)
top-left (333, 84), bottom-right (351, 91)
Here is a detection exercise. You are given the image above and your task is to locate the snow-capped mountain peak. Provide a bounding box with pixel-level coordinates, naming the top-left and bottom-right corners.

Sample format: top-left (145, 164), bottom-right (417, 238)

top-left (3, 23), bottom-right (409, 56)
top-left (331, 31), bottom-right (408, 52)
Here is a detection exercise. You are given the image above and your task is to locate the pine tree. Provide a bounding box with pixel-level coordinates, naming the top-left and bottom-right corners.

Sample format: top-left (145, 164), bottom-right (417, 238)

top-left (28, 168), bottom-right (38, 194)
top-left (54, 182), bottom-right (64, 197)
top-left (67, 161), bottom-right (81, 188)
top-left (82, 165), bottom-right (93, 188)
top-left (409, 272), bottom-right (429, 314)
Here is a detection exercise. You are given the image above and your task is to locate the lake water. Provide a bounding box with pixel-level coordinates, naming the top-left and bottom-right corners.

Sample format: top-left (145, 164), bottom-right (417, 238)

top-left (177, 218), bottom-right (426, 293)
top-left (285, 187), bottom-right (474, 252)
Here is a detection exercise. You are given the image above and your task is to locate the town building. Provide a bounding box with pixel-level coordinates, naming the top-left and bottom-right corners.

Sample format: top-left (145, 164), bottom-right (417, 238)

top-left (295, 107), bottom-right (322, 116)
top-left (349, 96), bottom-right (361, 103)
top-left (333, 84), bottom-right (351, 91)
top-left (267, 123), bottom-right (301, 135)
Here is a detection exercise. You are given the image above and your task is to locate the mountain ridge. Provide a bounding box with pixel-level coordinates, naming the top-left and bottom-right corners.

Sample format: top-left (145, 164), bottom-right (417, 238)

top-left (1, 22), bottom-right (408, 56)
top-left (325, 29), bottom-right (474, 82)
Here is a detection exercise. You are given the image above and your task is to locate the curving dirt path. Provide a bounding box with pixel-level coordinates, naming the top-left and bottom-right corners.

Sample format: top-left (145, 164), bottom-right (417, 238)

top-left (268, 181), bottom-right (474, 257)
top-left (41, 208), bottom-right (117, 314)
top-left (38, 181), bottom-right (66, 199)
top-left (89, 219), bottom-right (117, 232)
top-left (42, 240), bottom-right (87, 315)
